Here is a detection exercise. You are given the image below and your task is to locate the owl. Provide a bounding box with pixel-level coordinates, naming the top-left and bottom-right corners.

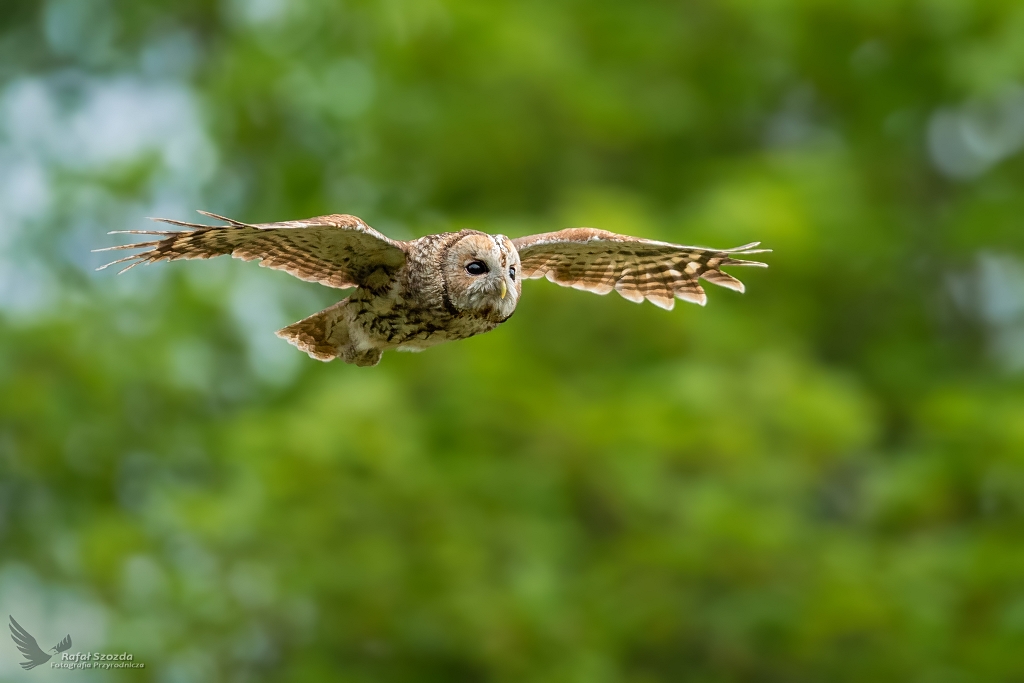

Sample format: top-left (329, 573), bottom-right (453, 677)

top-left (96, 212), bottom-right (770, 366)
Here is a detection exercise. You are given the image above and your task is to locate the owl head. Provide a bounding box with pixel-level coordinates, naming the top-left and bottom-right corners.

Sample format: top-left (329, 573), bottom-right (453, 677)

top-left (443, 232), bottom-right (522, 321)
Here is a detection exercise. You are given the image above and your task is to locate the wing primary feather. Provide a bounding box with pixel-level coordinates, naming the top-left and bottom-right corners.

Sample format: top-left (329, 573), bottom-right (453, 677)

top-left (701, 269), bottom-right (746, 293)
top-left (96, 253), bottom-right (145, 271)
top-left (98, 211), bottom-right (408, 289)
top-left (613, 266), bottom-right (646, 303)
top-left (721, 241), bottom-right (761, 251)
top-left (92, 241), bottom-right (163, 253)
top-left (107, 229), bottom-right (182, 235)
top-left (195, 210), bottom-right (253, 227)
top-left (675, 282), bottom-right (708, 306)
top-left (721, 242), bottom-right (772, 256)
top-left (515, 228), bottom-right (769, 307)
top-left (721, 257), bottom-right (770, 267)
top-left (647, 293), bottom-right (676, 310)
top-left (116, 261), bottom-right (146, 275)
top-left (148, 217), bottom-right (212, 229)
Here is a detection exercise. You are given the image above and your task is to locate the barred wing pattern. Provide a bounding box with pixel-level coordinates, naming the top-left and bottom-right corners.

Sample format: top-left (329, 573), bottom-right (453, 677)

top-left (95, 212), bottom-right (407, 289)
top-left (512, 229), bottom-right (770, 309)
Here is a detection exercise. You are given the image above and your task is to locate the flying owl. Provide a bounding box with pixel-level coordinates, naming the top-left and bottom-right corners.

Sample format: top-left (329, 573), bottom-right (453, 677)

top-left (96, 212), bottom-right (770, 366)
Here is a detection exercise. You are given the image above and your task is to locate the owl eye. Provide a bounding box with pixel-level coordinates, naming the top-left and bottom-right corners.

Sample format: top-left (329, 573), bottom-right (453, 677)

top-left (509, 267), bottom-right (516, 281)
top-left (465, 261), bottom-right (488, 275)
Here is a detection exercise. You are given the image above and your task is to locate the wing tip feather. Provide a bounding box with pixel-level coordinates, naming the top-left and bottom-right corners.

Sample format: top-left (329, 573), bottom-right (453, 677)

top-left (95, 253), bottom-right (143, 271)
top-left (196, 209), bottom-right (251, 227)
top-left (701, 270), bottom-right (747, 293)
top-left (723, 259), bottom-right (770, 268)
top-left (647, 295), bottom-right (676, 311)
top-left (675, 287), bottom-right (708, 307)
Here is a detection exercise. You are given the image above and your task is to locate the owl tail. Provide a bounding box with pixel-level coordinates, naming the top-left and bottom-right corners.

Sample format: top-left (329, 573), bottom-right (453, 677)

top-left (276, 300), bottom-right (352, 362)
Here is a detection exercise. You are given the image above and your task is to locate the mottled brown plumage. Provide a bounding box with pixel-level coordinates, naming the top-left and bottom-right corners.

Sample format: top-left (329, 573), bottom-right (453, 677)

top-left (96, 212), bottom-right (770, 366)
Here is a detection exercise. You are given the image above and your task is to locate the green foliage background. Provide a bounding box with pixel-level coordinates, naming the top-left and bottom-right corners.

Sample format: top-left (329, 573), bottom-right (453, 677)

top-left (2, 0), bottom-right (1024, 681)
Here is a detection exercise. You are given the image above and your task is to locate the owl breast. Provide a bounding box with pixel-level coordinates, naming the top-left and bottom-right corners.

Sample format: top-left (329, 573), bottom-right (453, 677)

top-left (345, 271), bottom-right (503, 352)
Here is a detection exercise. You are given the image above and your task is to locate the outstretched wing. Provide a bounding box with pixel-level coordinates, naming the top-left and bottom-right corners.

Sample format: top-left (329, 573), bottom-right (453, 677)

top-left (9, 616), bottom-right (52, 670)
top-left (54, 634), bottom-right (72, 652)
top-left (512, 228), bottom-right (770, 309)
top-left (95, 211), bottom-right (408, 289)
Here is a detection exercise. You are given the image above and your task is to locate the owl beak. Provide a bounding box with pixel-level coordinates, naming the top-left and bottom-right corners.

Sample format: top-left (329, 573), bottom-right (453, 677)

top-left (500, 281), bottom-right (507, 299)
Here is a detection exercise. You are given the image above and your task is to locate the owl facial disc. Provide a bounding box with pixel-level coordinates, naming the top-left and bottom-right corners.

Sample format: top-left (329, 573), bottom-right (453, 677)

top-left (443, 232), bottom-right (522, 322)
